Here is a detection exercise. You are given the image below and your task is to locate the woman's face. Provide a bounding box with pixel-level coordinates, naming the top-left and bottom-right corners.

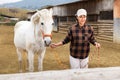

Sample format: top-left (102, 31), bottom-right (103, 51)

top-left (77, 15), bottom-right (86, 26)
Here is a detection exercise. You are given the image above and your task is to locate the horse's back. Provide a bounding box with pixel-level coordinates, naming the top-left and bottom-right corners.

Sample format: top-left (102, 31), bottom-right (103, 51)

top-left (14, 21), bottom-right (31, 32)
top-left (14, 21), bottom-right (32, 49)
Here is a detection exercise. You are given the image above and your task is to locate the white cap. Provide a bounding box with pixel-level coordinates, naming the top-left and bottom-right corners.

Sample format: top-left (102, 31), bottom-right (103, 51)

top-left (76, 9), bottom-right (87, 16)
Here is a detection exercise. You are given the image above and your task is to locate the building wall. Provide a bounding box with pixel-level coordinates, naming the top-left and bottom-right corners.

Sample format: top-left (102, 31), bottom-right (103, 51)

top-left (52, 0), bottom-right (114, 42)
top-left (53, 0), bottom-right (113, 16)
top-left (113, 0), bottom-right (120, 43)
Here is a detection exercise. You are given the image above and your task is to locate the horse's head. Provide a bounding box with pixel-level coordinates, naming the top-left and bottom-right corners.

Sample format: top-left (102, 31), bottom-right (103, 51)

top-left (31, 8), bottom-right (54, 46)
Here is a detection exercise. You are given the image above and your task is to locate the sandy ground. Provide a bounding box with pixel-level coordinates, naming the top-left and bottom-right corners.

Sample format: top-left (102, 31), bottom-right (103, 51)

top-left (0, 25), bottom-right (120, 74)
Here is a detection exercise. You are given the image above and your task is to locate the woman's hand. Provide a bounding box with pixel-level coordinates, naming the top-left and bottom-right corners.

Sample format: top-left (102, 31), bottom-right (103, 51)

top-left (50, 43), bottom-right (57, 48)
top-left (50, 41), bottom-right (63, 48)
top-left (95, 42), bottom-right (101, 48)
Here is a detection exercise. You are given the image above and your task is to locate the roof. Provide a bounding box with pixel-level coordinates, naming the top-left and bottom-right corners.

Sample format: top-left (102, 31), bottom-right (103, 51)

top-left (55, 0), bottom-right (87, 6)
top-left (0, 14), bottom-right (15, 18)
top-left (54, 0), bottom-right (88, 6)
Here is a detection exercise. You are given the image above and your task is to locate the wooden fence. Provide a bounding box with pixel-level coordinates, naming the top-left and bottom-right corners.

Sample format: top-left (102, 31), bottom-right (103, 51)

top-left (0, 67), bottom-right (120, 80)
top-left (58, 21), bottom-right (113, 42)
top-left (89, 22), bottom-right (113, 41)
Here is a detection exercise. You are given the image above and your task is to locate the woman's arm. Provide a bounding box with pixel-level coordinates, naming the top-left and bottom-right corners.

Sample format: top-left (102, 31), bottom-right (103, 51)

top-left (50, 41), bottom-right (63, 48)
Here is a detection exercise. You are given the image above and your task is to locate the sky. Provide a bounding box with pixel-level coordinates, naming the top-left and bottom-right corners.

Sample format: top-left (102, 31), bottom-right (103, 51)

top-left (0, 0), bottom-right (80, 9)
top-left (0, 0), bottom-right (22, 5)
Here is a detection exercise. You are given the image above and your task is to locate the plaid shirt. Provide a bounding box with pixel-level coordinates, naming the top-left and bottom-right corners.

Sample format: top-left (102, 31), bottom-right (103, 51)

top-left (62, 23), bottom-right (96, 59)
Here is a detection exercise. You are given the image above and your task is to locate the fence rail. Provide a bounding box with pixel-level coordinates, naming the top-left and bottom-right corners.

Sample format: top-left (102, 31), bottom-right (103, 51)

top-left (90, 23), bottom-right (113, 41)
top-left (58, 22), bottom-right (113, 42)
top-left (0, 67), bottom-right (120, 80)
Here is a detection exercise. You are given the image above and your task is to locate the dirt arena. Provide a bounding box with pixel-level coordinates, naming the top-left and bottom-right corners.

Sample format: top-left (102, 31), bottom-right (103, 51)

top-left (0, 25), bottom-right (120, 74)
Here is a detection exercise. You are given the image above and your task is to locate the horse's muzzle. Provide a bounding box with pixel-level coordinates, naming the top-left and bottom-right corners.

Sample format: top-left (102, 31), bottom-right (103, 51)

top-left (44, 40), bottom-right (51, 46)
top-left (44, 37), bottom-right (51, 47)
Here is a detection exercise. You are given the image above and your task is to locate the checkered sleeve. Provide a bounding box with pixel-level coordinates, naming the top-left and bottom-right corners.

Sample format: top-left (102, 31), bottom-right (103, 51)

top-left (89, 26), bottom-right (97, 45)
top-left (62, 28), bottom-right (72, 45)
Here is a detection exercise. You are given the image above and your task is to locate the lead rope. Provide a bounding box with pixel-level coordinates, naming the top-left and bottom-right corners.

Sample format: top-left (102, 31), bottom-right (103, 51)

top-left (90, 47), bottom-right (100, 67)
top-left (94, 47), bottom-right (100, 67)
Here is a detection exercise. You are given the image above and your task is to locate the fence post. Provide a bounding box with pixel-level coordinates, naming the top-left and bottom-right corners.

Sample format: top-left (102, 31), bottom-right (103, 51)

top-left (113, 0), bottom-right (120, 43)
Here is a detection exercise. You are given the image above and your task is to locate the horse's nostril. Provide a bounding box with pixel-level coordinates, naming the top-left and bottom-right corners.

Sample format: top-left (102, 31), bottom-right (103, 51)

top-left (49, 41), bottom-right (51, 44)
top-left (44, 41), bottom-right (46, 44)
top-left (44, 40), bottom-right (51, 46)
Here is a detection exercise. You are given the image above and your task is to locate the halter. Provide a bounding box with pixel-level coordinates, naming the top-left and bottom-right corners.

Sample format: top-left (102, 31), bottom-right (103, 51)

top-left (33, 26), bottom-right (52, 42)
top-left (40, 29), bottom-right (52, 39)
top-left (42, 33), bottom-right (52, 39)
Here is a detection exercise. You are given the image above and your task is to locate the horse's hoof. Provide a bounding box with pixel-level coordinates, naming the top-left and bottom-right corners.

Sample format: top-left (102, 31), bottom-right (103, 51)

top-left (26, 68), bottom-right (29, 71)
top-left (19, 70), bottom-right (22, 73)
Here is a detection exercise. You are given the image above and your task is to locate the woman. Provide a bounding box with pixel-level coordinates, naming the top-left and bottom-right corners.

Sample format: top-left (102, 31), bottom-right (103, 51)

top-left (50, 9), bottom-right (100, 69)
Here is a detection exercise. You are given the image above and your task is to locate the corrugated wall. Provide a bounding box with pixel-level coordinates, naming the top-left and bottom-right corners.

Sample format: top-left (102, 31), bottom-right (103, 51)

top-left (52, 0), bottom-right (114, 42)
top-left (53, 0), bottom-right (113, 16)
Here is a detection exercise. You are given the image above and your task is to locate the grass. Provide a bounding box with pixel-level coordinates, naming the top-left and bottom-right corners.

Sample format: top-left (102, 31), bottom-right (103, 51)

top-left (0, 8), bottom-right (30, 20)
top-left (0, 25), bottom-right (120, 74)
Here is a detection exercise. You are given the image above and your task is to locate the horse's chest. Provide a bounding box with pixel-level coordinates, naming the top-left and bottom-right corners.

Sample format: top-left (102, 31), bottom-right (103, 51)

top-left (28, 41), bottom-right (45, 52)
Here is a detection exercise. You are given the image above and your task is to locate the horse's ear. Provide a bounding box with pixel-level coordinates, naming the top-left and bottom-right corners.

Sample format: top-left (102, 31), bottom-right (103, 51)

top-left (36, 9), bottom-right (39, 12)
top-left (49, 8), bottom-right (53, 15)
top-left (31, 11), bottom-right (40, 25)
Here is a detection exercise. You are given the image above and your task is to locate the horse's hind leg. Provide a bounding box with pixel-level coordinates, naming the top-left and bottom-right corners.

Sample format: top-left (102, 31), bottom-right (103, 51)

top-left (16, 48), bottom-right (23, 72)
top-left (26, 53), bottom-right (29, 71)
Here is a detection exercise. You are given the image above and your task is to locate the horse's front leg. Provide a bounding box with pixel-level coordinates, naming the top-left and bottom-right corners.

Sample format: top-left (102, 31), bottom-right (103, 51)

top-left (16, 48), bottom-right (23, 73)
top-left (38, 48), bottom-right (46, 71)
top-left (28, 51), bottom-right (34, 72)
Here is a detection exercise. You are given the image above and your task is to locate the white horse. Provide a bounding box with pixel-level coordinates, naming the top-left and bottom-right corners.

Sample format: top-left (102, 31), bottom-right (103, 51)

top-left (14, 9), bottom-right (54, 72)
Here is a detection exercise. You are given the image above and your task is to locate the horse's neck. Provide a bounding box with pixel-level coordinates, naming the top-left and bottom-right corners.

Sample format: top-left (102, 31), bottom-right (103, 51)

top-left (34, 24), bottom-right (43, 41)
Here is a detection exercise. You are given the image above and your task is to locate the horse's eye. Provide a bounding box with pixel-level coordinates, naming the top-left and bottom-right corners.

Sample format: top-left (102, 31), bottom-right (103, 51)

top-left (41, 22), bottom-right (44, 25)
top-left (52, 23), bottom-right (54, 26)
